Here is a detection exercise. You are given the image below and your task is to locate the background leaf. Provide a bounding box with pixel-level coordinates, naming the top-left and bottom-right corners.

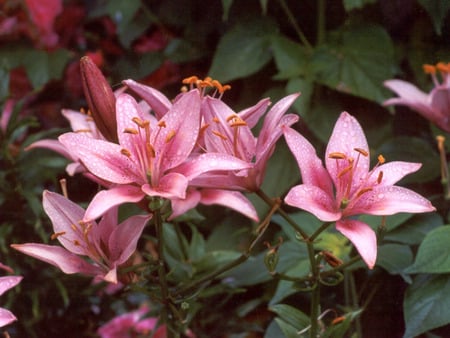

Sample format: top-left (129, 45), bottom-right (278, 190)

top-left (417, 0), bottom-right (450, 35)
top-left (404, 274), bottom-right (450, 337)
top-left (208, 17), bottom-right (277, 83)
top-left (311, 24), bottom-right (395, 103)
top-left (406, 226), bottom-right (450, 274)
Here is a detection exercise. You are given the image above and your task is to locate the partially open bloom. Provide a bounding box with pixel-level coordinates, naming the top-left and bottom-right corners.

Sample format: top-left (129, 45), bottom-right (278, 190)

top-left (283, 112), bottom-right (435, 268)
top-left (12, 191), bottom-right (150, 283)
top-left (196, 88), bottom-right (300, 192)
top-left (384, 62), bottom-right (450, 132)
top-left (0, 270), bottom-right (22, 327)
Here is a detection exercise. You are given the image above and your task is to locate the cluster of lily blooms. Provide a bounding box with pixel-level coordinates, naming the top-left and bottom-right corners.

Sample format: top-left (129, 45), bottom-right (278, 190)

top-left (3, 57), bottom-right (439, 333)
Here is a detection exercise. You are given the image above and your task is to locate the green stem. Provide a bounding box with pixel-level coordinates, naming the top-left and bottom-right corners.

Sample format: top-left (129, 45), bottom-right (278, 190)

top-left (255, 189), bottom-right (309, 240)
top-left (309, 222), bottom-right (333, 242)
top-left (173, 201), bottom-right (278, 298)
top-left (309, 281), bottom-right (320, 338)
top-left (154, 209), bottom-right (177, 338)
top-left (277, 0), bottom-right (313, 51)
top-left (316, 0), bottom-right (326, 45)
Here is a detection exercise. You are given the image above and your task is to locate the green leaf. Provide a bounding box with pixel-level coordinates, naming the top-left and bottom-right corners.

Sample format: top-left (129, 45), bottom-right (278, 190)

top-left (106, 0), bottom-right (145, 47)
top-left (343, 0), bottom-right (376, 11)
top-left (404, 274), bottom-right (450, 337)
top-left (376, 244), bottom-right (413, 280)
top-left (383, 213), bottom-right (443, 245)
top-left (270, 35), bottom-right (310, 80)
top-left (0, 68), bottom-right (9, 101)
top-left (208, 17), bottom-right (276, 83)
top-left (270, 304), bottom-right (310, 332)
top-left (286, 77), bottom-right (314, 119)
top-left (312, 24), bottom-right (394, 103)
top-left (221, 0), bottom-right (233, 20)
top-left (23, 50), bottom-right (49, 89)
top-left (359, 213), bottom-right (413, 232)
top-left (406, 226), bottom-right (450, 274)
top-left (322, 309), bottom-right (363, 338)
top-left (377, 136), bottom-right (440, 184)
top-left (417, 0), bottom-right (450, 35)
top-left (188, 225), bottom-right (206, 261)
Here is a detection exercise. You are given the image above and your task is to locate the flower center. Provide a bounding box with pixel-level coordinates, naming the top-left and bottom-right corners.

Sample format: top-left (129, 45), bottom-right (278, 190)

top-left (52, 220), bottom-right (109, 268)
top-left (120, 117), bottom-right (174, 185)
top-left (328, 148), bottom-right (385, 210)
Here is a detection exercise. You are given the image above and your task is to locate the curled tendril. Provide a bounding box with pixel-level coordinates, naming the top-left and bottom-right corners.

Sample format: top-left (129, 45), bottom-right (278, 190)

top-left (319, 271), bottom-right (344, 286)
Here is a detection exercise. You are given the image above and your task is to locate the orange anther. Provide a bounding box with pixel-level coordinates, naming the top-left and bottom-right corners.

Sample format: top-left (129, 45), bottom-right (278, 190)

top-left (378, 154), bottom-right (385, 164)
top-left (165, 130), bottom-right (176, 143)
top-left (158, 120), bottom-right (167, 128)
top-left (377, 171), bottom-right (383, 184)
top-left (354, 148), bottom-right (369, 156)
top-left (182, 76), bottom-right (199, 84)
top-left (356, 187), bottom-right (373, 198)
top-left (423, 64), bottom-right (436, 75)
top-left (121, 148), bottom-right (131, 157)
top-left (329, 152), bottom-right (347, 160)
top-left (337, 164), bottom-right (353, 178)
top-left (75, 129), bottom-right (92, 133)
top-left (146, 142), bottom-right (155, 158)
top-left (51, 231), bottom-right (66, 240)
top-left (123, 128), bottom-right (139, 134)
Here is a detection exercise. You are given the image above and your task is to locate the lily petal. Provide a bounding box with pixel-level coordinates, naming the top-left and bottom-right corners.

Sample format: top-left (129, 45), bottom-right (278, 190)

top-left (43, 190), bottom-right (87, 255)
top-left (0, 276), bottom-right (22, 296)
top-left (336, 219), bottom-right (377, 269)
top-left (123, 79), bottom-right (172, 119)
top-left (175, 153), bottom-right (252, 180)
top-left (59, 132), bottom-right (142, 184)
top-left (326, 112), bottom-right (370, 188)
top-left (200, 189), bottom-right (259, 221)
top-left (283, 126), bottom-right (334, 196)
top-left (349, 185), bottom-right (436, 216)
top-left (109, 214), bottom-right (150, 264)
top-left (11, 244), bottom-right (102, 276)
top-left (142, 172), bottom-right (188, 199)
top-left (284, 184), bottom-right (340, 222)
top-left (0, 308), bottom-right (17, 327)
top-left (84, 185), bottom-right (145, 221)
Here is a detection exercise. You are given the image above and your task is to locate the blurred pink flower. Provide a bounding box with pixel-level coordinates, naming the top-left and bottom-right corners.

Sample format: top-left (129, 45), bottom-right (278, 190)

top-left (283, 112), bottom-right (435, 268)
top-left (97, 306), bottom-right (162, 338)
top-left (97, 305), bottom-right (196, 338)
top-left (24, 0), bottom-right (62, 48)
top-left (0, 274), bottom-right (22, 327)
top-left (384, 62), bottom-right (450, 132)
top-left (12, 191), bottom-right (150, 283)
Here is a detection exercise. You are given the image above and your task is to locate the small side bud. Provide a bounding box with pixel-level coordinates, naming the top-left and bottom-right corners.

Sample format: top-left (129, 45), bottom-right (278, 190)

top-left (80, 56), bottom-right (117, 142)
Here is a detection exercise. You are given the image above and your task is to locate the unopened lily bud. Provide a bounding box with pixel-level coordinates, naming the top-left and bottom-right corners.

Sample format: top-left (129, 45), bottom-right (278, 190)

top-left (80, 56), bottom-right (117, 142)
top-left (322, 251), bottom-right (343, 268)
top-left (264, 248), bottom-right (279, 273)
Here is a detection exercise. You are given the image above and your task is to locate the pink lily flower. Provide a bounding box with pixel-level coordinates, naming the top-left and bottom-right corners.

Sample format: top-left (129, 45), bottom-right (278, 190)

top-left (191, 92), bottom-right (300, 192)
top-left (384, 62), bottom-right (450, 132)
top-left (0, 274), bottom-right (22, 327)
top-left (12, 191), bottom-right (150, 283)
top-left (283, 112), bottom-right (435, 268)
top-left (59, 89), bottom-right (251, 221)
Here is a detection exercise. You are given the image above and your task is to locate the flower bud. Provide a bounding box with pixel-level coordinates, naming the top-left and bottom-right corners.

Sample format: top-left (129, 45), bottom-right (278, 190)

top-left (264, 248), bottom-right (279, 273)
top-left (80, 56), bottom-right (117, 142)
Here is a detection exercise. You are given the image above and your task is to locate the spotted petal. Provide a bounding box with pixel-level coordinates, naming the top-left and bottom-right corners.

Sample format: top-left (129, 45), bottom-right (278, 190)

top-left (336, 219), bottom-right (377, 269)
